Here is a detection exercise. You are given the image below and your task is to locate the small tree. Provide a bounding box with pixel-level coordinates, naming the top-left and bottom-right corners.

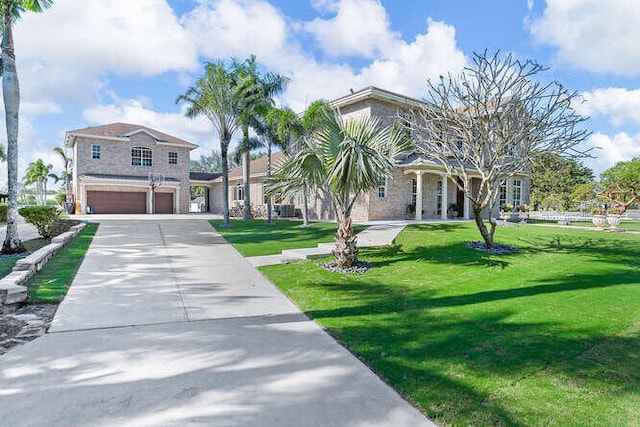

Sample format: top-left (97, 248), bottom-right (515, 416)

top-left (410, 50), bottom-right (590, 248)
top-left (597, 158), bottom-right (640, 214)
top-left (530, 153), bottom-right (593, 210)
top-left (268, 111), bottom-right (409, 268)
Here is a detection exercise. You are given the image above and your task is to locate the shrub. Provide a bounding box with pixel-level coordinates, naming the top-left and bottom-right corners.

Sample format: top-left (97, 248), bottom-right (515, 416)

top-left (18, 206), bottom-right (61, 239)
top-left (0, 203), bottom-right (7, 223)
top-left (591, 206), bottom-right (606, 216)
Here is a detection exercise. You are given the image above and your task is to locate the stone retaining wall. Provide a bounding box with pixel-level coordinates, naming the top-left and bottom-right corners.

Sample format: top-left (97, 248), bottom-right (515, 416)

top-left (0, 223), bottom-right (87, 314)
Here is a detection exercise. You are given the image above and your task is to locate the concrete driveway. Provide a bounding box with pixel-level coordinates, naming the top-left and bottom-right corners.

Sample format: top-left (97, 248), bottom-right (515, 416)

top-left (0, 216), bottom-right (433, 426)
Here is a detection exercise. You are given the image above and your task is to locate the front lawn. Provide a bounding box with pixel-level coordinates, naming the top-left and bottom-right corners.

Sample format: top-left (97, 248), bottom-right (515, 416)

top-left (0, 238), bottom-right (50, 278)
top-left (529, 218), bottom-right (640, 232)
top-left (210, 219), bottom-right (367, 257)
top-left (27, 223), bottom-right (98, 303)
top-left (260, 223), bottom-right (640, 426)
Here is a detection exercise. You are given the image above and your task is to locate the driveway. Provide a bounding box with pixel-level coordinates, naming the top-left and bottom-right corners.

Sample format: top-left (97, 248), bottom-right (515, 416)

top-left (0, 216), bottom-right (433, 426)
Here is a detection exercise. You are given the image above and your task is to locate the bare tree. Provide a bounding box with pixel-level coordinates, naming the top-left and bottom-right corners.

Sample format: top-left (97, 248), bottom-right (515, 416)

top-left (409, 50), bottom-right (590, 248)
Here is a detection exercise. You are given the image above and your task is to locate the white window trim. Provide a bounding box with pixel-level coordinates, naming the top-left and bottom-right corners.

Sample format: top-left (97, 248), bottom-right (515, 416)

top-left (168, 151), bottom-right (178, 165)
top-left (91, 145), bottom-right (101, 160)
top-left (132, 146), bottom-right (152, 167)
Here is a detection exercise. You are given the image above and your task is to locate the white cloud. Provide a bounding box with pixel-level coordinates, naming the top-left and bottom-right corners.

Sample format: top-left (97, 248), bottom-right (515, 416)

top-left (305, 0), bottom-right (396, 58)
top-left (182, 0), bottom-right (287, 62)
top-left (14, 0), bottom-right (198, 106)
top-left (529, 0), bottom-right (640, 75)
top-left (578, 87), bottom-right (640, 126)
top-left (585, 132), bottom-right (640, 175)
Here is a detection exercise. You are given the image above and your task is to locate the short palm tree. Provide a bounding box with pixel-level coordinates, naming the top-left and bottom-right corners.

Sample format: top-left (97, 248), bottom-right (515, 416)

top-left (24, 159), bottom-right (54, 205)
top-left (177, 61), bottom-right (242, 226)
top-left (268, 110), bottom-right (409, 268)
top-left (1, 0), bottom-right (53, 253)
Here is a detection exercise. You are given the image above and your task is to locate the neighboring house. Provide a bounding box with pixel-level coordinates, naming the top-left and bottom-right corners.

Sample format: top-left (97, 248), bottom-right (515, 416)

top-left (65, 123), bottom-right (197, 214)
top-left (205, 86), bottom-right (530, 221)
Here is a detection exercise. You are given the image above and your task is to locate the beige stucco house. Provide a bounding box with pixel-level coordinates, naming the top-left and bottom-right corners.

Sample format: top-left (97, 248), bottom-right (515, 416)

top-left (203, 86), bottom-right (530, 221)
top-left (65, 123), bottom-right (197, 214)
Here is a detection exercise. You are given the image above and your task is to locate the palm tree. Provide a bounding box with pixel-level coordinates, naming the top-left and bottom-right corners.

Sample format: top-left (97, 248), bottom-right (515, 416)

top-left (268, 110), bottom-right (409, 268)
top-left (53, 146), bottom-right (73, 212)
top-left (23, 159), bottom-right (53, 205)
top-left (176, 61), bottom-right (242, 226)
top-left (2, 0), bottom-right (52, 253)
top-left (232, 55), bottom-right (289, 220)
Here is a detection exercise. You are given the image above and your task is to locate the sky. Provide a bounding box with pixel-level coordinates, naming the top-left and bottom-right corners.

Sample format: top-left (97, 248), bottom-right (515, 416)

top-left (3, 0), bottom-right (640, 189)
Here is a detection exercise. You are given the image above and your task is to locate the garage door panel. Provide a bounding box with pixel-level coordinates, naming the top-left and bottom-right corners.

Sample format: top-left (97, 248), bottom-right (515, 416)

top-left (154, 193), bottom-right (173, 214)
top-left (87, 191), bottom-right (146, 214)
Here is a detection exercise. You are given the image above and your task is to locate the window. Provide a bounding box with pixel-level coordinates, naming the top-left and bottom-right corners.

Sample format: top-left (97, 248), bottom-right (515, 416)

top-left (233, 184), bottom-right (244, 201)
top-left (131, 147), bottom-right (152, 167)
top-left (92, 145), bottom-right (101, 160)
top-left (411, 179), bottom-right (417, 206)
top-left (499, 181), bottom-right (508, 207)
top-left (437, 180), bottom-right (443, 215)
top-left (512, 179), bottom-right (522, 207)
top-left (168, 152), bottom-right (178, 165)
top-left (378, 178), bottom-right (387, 199)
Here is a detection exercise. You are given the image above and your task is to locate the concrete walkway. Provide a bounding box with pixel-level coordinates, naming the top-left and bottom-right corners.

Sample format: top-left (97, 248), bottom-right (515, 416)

top-left (0, 214), bottom-right (41, 242)
top-left (247, 221), bottom-right (408, 267)
top-left (0, 217), bottom-right (433, 426)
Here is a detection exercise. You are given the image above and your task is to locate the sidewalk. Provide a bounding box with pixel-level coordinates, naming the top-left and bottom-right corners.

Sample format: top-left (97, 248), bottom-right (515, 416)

top-left (0, 215), bottom-right (41, 242)
top-left (0, 217), bottom-right (433, 426)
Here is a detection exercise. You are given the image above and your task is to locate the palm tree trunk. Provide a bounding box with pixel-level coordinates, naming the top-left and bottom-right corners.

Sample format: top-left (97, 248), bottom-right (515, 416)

top-left (332, 210), bottom-right (358, 268)
top-left (242, 150), bottom-right (251, 219)
top-left (302, 189), bottom-right (309, 227)
top-left (266, 143), bottom-right (272, 224)
top-left (2, 8), bottom-right (25, 254)
top-left (221, 142), bottom-right (230, 227)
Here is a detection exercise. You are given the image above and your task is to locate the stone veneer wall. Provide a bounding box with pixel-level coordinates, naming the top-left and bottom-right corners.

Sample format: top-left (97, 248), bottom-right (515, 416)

top-left (74, 132), bottom-right (191, 213)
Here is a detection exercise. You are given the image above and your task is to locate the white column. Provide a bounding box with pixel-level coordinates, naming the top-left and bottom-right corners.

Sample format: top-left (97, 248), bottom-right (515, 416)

top-left (463, 179), bottom-right (471, 219)
top-left (415, 171), bottom-right (423, 221)
top-left (80, 183), bottom-right (87, 214)
top-left (147, 189), bottom-right (153, 214)
top-left (174, 188), bottom-right (179, 214)
top-left (441, 175), bottom-right (448, 220)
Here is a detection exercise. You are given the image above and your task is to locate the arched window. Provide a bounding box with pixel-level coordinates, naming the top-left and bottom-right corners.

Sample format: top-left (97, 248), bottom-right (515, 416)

top-left (132, 147), bottom-right (152, 167)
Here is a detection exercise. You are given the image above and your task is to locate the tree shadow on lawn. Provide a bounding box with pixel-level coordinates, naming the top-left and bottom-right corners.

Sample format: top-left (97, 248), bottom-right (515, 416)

top-left (300, 275), bottom-right (639, 424)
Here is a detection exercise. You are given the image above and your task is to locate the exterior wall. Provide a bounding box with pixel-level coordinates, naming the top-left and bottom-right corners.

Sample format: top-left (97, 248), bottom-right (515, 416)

top-left (74, 132), bottom-right (191, 213)
top-left (366, 168), bottom-right (413, 220)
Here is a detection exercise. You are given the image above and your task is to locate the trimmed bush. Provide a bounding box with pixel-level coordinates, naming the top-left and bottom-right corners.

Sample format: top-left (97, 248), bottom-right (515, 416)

top-left (0, 203), bottom-right (7, 223)
top-left (18, 206), bottom-right (61, 239)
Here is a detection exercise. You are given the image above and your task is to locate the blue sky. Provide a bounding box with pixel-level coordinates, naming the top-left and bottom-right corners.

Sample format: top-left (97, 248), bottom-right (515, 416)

top-left (4, 0), bottom-right (640, 188)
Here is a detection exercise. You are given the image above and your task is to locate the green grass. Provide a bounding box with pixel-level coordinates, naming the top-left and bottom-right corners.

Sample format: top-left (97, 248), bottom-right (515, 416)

top-left (27, 223), bottom-right (99, 303)
top-left (259, 223), bottom-right (640, 426)
top-left (0, 238), bottom-right (50, 277)
top-left (210, 219), bottom-right (367, 257)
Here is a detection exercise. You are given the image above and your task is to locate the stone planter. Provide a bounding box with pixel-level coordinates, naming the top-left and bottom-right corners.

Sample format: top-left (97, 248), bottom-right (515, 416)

top-left (606, 214), bottom-right (622, 231)
top-left (592, 214), bottom-right (607, 230)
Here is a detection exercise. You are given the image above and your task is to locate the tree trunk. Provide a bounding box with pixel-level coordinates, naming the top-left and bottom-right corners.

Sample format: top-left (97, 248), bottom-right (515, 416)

top-left (332, 210), bottom-right (358, 268)
top-left (472, 206), bottom-right (494, 249)
top-left (242, 124), bottom-right (251, 220)
top-left (302, 190), bottom-right (309, 227)
top-left (2, 10), bottom-right (25, 254)
top-left (221, 142), bottom-right (230, 227)
top-left (266, 143), bottom-right (272, 224)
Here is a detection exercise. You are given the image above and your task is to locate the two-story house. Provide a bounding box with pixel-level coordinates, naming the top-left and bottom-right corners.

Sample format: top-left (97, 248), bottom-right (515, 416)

top-left (205, 86), bottom-right (530, 221)
top-left (65, 123), bottom-right (197, 214)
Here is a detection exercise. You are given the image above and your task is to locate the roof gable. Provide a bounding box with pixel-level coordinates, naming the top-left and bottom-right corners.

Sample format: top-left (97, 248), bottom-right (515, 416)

top-left (65, 122), bottom-right (197, 150)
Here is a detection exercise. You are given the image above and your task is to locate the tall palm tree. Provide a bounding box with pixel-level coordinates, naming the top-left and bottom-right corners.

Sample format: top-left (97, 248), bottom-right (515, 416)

top-left (177, 61), bottom-right (242, 226)
top-left (1, 0), bottom-right (52, 253)
top-left (268, 110), bottom-right (409, 268)
top-left (232, 55), bottom-right (289, 220)
top-left (24, 159), bottom-right (53, 205)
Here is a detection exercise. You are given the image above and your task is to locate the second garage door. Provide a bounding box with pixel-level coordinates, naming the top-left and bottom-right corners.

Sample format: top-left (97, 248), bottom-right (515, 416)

top-left (154, 192), bottom-right (174, 214)
top-left (87, 191), bottom-right (146, 214)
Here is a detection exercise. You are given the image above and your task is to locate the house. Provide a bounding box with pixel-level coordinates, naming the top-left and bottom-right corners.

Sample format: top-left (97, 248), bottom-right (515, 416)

top-left (65, 123), bottom-right (197, 214)
top-left (204, 86), bottom-right (530, 221)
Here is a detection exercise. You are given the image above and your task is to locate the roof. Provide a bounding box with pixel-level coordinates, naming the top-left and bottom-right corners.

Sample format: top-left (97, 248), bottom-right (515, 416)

top-left (189, 171), bottom-right (222, 182)
top-left (65, 123), bottom-right (198, 150)
top-left (331, 86), bottom-right (428, 110)
top-left (227, 151), bottom-right (287, 180)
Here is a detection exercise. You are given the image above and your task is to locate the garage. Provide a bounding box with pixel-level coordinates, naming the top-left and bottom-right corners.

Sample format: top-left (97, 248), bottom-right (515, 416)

top-left (154, 192), bottom-right (174, 214)
top-left (87, 191), bottom-right (146, 214)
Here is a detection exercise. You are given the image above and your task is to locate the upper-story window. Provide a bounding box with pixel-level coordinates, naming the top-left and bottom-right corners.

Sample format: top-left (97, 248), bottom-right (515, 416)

top-left (378, 178), bottom-right (387, 199)
top-left (92, 145), bottom-right (101, 160)
top-left (168, 151), bottom-right (178, 165)
top-left (132, 147), bottom-right (152, 167)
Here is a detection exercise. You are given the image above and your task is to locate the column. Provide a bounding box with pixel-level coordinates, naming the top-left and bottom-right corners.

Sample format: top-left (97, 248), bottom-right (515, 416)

top-left (441, 174), bottom-right (448, 220)
top-left (80, 184), bottom-right (87, 214)
top-left (147, 188), bottom-right (153, 214)
top-left (463, 179), bottom-right (471, 219)
top-left (415, 171), bottom-right (423, 221)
